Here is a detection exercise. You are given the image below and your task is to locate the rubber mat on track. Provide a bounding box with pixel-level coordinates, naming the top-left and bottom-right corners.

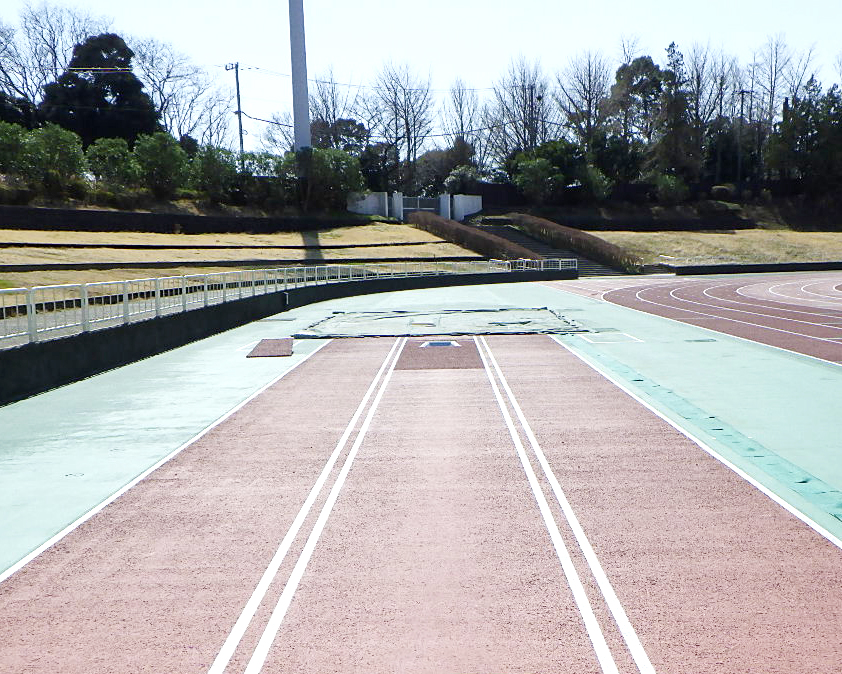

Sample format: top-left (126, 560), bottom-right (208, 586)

top-left (246, 338), bottom-right (294, 357)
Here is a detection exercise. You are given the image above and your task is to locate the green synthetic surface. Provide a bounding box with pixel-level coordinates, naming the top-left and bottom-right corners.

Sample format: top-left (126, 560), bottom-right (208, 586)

top-left (2, 278), bottom-right (841, 577)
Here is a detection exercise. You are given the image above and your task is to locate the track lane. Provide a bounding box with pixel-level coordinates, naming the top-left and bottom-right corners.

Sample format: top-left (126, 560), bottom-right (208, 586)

top-left (0, 339), bottom-right (398, 674)
top-left (591, 273), bottom-right (842, 362)
top-left (487, 334), bottom-right (842, 674)
top-left (251, 339), bottom-right (612, 674)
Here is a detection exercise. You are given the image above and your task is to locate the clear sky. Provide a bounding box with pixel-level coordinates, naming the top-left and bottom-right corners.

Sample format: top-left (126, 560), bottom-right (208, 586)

top-left (5, 0), bottom-right (842, 150)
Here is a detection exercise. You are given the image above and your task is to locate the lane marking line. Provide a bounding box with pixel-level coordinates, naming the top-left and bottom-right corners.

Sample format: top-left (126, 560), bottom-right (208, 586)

top-left (478, 337), bottom-right (656, 674)
top-left (0, 339), bottom-right (334, 587)
top-left (548, 282), bottom-right (842, 370)
top-left (686, 285), bottom-right (842, 329)
top-left (207, 338), bottom-right (403, 674)
top-left (581, 332), bottom-right (643, 344)
top-left (474, 336), bottom-right (621, 674)
top-left (702, 283), bottom-right (842, 321)
top-left (551, 335), bottom-right (842, 552)
top-left (630, 286), bottom-right (842, 347)
top-left (242, 337), bottom-right (408, 674)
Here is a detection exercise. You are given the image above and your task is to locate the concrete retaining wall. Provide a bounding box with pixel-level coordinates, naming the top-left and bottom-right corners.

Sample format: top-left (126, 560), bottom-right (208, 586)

top-left (0, 269), bottom-right (577, 406)
top-left (671, 260), bottom-right (842, 275)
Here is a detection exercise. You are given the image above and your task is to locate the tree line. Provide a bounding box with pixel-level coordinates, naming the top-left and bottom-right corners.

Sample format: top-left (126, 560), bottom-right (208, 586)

top-left (1, 3), bottom-right (841, 210)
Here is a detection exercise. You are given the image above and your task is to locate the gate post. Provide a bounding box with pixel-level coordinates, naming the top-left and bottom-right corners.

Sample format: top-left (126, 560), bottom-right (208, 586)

top-left (438, 194), bottom-right (451, 219)
top-left (391, 191), bottom-right (403, 221)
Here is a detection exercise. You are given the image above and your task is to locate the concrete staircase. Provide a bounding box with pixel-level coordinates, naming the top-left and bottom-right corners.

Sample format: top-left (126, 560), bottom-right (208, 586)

top-left (475, 224), bottom-right (625, 277)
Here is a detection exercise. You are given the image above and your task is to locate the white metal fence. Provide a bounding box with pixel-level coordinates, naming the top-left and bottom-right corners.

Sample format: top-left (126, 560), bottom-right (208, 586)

top-left (0, 259), bottom-right (576, 348)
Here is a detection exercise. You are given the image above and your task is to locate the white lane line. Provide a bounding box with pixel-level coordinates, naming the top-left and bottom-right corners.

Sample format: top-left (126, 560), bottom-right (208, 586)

top-left (551, 335), bottom-right (842, 552)
top-left (0, 339), bottom-right (333, 587)
top-left (632, 286), bottom-right (842, 346)
top-left (547, 283), bottom-right (842, 370)
top-left (479, 337), bottom-right (656, 674)
top-left (701, 284), bottom-right (842, 321)
top-left (207, 337), bottom-right (403, 674)
top-left (242, 337), bottom-right (407, 674)
top-left (474, 337), bottom-right (621, 674)
top-left (768, 280), bottom-right (842, 305)
top-left (668, 286), bottom-right (842, 331)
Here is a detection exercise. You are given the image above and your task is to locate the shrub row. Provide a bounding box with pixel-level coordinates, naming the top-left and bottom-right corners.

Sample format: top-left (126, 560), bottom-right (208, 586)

top-left (505, 213), bottom-right (642, 272)
top-left (407, 211), bottom-right (541, 261)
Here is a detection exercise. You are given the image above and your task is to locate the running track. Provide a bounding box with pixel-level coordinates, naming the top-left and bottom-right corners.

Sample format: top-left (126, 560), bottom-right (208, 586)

top-left (2, 335), bottom-right (840, 673)
top-left (554, 271), bottom-right (842, 363)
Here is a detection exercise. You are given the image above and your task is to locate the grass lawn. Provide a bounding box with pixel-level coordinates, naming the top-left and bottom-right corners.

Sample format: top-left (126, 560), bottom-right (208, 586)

top-left (590, 229), bottom-right (842, 266)
top-left (0, 222), bottom-right (477, 288)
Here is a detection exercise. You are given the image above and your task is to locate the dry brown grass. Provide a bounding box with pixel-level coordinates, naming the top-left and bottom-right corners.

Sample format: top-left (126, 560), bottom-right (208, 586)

top-left (0, 222), bottom-right (478, 288)
top-left (590, 229), bottom-right (842, 266)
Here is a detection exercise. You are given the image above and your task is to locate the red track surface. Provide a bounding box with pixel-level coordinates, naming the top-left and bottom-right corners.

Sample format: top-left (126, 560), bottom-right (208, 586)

top-left (2, 336), bottom-right (841, 673)
top-left (557, 273), bottom-right (842, 363)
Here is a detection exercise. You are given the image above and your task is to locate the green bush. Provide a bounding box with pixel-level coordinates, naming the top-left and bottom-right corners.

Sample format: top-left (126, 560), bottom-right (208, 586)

top-left (443, 165), bottom-right (480, 194)
top-left (19, 124), bottom-right (86, 195)
top-left (513, 158), bottom-right (562, 204)
top-left (580, 164), bottom-right (613, 202)
top-left (0, 121), bottom-right (26, 173)
top-left (190, 145), bottom-right (239, 202)
top-left (276, 147), bottom-right (364, 211)
top-left (653, 173), bottom-right (689, 204)
top-left (87, 137), bottom-right (140, 186)
top-left (133, 132), bottom-right (189, 199)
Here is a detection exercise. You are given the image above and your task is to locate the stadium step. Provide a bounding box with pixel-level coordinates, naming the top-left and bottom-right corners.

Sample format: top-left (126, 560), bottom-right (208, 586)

top-left (474, 224), bottom-right (626, 277)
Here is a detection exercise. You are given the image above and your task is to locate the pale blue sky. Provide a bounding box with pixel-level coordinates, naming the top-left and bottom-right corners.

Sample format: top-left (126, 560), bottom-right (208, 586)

top-left (6, 0), bottom-right (842, 150)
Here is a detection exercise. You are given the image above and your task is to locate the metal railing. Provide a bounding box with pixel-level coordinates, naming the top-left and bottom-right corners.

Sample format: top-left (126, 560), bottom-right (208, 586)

top-left (0, 259), bottom-right (576, 348)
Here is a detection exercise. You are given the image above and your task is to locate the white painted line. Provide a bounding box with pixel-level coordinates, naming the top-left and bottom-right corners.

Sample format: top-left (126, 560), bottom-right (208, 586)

top-left (236, 340), bottom-right (262, 352)
top-left (551, 335), bottom-right (842, 552)
top-left (479, 337), bottom-right (656, 674)
top-left (548, 281), bottom-right (842, 370)
top-left (632, 286), bottom-right (842, 348)
top-left (0, 339), bottom-right (334, 587)
top-left (474, 337), bottom-right (620, 674)
top-left (207, 337), bottom-right (403, 674)
top-left (242, 337), bottom-right (408, 674)
top-left (703, 283), bottom-right (842, 320)
top-left (581, 332), bottom-right (643, 344)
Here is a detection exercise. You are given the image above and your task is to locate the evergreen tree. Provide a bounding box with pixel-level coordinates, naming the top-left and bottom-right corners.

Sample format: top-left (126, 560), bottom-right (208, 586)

top-left (39, 33), bottom-right (159, 148)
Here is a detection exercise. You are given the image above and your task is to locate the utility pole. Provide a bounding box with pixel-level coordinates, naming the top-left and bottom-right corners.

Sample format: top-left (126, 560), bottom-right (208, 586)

top-left (226, 62), bottom-right (245, 172)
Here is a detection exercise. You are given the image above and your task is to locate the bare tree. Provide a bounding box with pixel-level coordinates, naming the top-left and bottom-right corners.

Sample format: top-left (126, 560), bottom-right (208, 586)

top-left (555, 50), bottom-right (611, 151)
top-left (310, 69), bottom-right (359, 129)
top-left (441, 77), bottom-right (479, 140)
top-left (486, 56), bottom-right (559, 165)
top-left (618, 35), bottom-right (641, 66)
top-left (785, 44), bottom-right (817, 100)
top-left (0, 3), bottom-right (110, 103)
top-left (371, 61), bottom-right (434, 191)
top-left (260, 111), bottom-right (294, 154)
top-left (131, 37), bottom-right (232, 147)
top-left (756, 34), bottom-right (792, 125)
top-left (836, 52), bottom-right (842, 85)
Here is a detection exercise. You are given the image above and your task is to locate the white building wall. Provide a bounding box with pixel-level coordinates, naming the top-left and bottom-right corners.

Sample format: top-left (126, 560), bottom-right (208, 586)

top-left (452, 194), bottom-right (483, 222)
top-left (347, 192), bottom-right (389, 217)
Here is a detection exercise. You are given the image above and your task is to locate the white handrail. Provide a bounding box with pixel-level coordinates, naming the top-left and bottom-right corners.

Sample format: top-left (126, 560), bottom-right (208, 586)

top-left (0, 259), bottom-right (576, 347)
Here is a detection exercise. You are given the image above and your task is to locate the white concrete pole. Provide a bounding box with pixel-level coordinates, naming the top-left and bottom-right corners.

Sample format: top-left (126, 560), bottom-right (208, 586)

top-left (289, 0), bottom-right (311, 151)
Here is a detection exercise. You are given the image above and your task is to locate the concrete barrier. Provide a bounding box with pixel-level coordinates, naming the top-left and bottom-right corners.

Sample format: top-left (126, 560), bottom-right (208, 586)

top-left (0, 268), bottom-right (577, 406)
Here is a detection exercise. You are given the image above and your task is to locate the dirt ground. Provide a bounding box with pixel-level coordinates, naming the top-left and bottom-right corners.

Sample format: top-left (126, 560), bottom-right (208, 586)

top-left (590, 229), bottom-right (842, 265)
top-left (0, 223), bottom-right (477, 288)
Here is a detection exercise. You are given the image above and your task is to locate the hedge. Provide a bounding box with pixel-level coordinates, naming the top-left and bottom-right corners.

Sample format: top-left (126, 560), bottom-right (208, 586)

top-left (407, 211), bottom-right (542, 261)
top-left (505, 212), bottom-right (642, 272)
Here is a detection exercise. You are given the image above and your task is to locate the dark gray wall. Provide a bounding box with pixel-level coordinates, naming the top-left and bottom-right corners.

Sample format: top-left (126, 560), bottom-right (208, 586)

top-left (0, 269), bottom-right (576, 406)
